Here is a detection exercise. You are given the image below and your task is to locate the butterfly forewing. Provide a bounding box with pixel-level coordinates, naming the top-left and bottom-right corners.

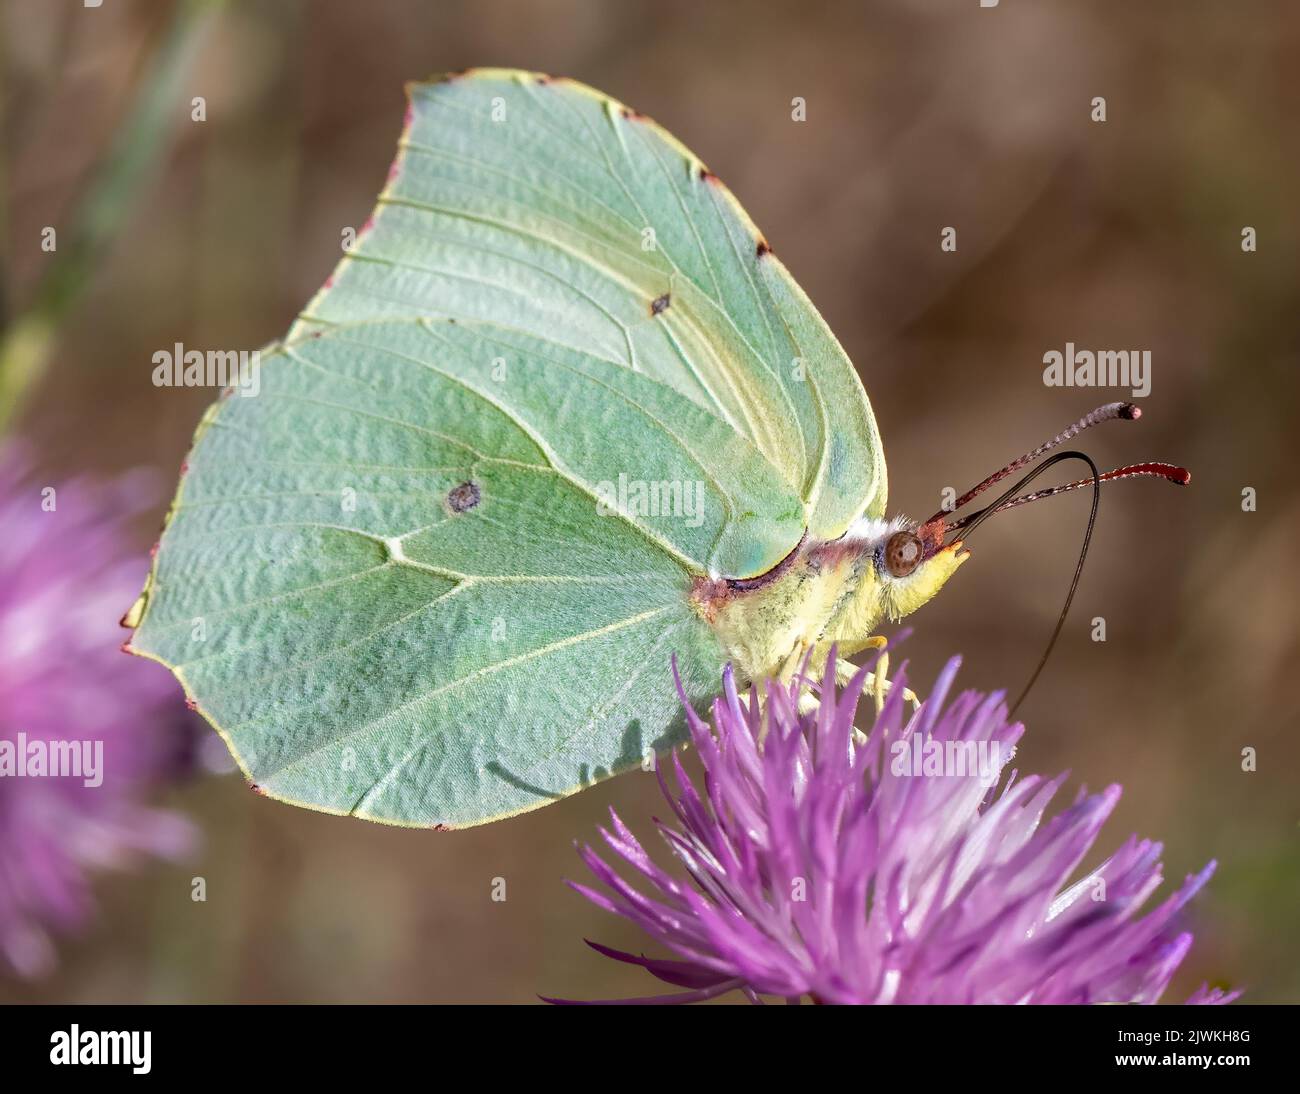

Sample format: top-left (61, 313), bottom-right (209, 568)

top-left (294, 69), bottom-right (886, 537)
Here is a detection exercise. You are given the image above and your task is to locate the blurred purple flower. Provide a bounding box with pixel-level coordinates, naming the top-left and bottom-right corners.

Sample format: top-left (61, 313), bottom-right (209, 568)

top-left (557, 651), bottom-right (1236, 1005)
top-left (0, 445), bottom-right (196, 978)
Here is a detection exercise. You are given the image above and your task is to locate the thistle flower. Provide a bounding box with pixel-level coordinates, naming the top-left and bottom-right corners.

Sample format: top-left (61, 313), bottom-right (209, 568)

top-left (556, 652), bottom-right (1235, 1004)
top-left (0, 445), bottom-right (196, 977)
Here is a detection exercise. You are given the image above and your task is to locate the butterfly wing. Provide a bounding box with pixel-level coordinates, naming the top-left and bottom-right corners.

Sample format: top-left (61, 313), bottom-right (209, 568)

top-left (293, 68), bottom-right (887, 536)
top-left (128, 319), bottom-right (804, 826)
top-left (129, 70), bottom-right (885, 826)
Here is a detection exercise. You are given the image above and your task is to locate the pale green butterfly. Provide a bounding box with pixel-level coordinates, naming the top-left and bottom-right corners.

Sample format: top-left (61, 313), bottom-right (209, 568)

top-left (125, 70), bottom-right (1187, 827)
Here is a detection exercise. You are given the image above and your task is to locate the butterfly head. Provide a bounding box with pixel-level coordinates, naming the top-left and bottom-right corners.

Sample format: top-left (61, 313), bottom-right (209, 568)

top-left (866, 516), bottom-right (970, 622)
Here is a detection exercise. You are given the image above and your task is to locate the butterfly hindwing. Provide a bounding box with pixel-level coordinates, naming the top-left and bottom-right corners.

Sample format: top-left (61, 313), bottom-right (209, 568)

top-left (129, 319), bottom-right (802, 825)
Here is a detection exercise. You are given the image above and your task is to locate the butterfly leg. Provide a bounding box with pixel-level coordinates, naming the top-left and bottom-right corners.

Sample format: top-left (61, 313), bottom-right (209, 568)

top-left (774, 644), bottom-right (823, 715)
top-left (776, 642), bottom-right (849, 715)
top-left (782, 640), bottom-right (917, 716)
top-left (782, 636), bottom-right (889, 714)
top-left (798, 634), bottom-right (890, 711)
top-left (776, 642), bottom-right (814, 684)
top-left (834, 654), bottom-right (919, 714)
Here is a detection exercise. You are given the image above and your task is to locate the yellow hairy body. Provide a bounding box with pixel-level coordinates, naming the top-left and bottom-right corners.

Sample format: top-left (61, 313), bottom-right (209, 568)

top-left (690, 521), bottom-right (970, 684)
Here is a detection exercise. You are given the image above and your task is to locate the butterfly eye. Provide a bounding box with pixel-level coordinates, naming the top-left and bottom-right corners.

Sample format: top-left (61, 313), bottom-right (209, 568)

top-left (883, 531), bottom-right (924, 578)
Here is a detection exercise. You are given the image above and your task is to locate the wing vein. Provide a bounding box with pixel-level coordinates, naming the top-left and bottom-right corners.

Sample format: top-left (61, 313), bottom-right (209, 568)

top-left (254, 604), bottom-right (678, 780)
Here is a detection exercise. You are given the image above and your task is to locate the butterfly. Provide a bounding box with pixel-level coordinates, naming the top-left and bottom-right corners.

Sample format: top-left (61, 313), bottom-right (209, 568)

top-left (125, 70), bottom-right (1187, 828)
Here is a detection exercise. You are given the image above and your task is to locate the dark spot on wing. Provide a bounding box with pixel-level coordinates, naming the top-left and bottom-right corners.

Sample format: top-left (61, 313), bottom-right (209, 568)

top-left (447, 480), bottom-right (481, 512)
top-left (756, 240), bottom-right (772, 257)
top-left (699, 167), bottom-right (720, 184)
top-left (650, 293), bottom-right (671, 316)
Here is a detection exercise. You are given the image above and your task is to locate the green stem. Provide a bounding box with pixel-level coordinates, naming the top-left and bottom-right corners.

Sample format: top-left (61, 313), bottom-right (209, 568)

top-left (0, 0), bottom-right (222, 435)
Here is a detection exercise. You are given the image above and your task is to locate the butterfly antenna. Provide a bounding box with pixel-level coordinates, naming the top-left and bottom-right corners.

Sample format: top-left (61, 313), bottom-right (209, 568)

top-left (945, 462), bottom-right (1190, 534)
top-left (922, 450), bottom-right (1100, 715)
top-left (914, 406), bottom-right (1191, 714)
top-left (924, 402), bottom-right (1139, 527)
top-left (1005, 452), bottom-right (1099, 717)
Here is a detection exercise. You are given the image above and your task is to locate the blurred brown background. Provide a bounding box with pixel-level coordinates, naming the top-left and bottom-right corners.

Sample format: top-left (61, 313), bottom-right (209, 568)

top-left (2, 0), bottom-right (1296, 1003)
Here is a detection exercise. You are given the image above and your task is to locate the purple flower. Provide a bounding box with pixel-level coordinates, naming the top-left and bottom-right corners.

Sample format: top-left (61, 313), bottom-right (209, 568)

top-left (0, 445), bottom-right (196, 977)
top-left (556, 651), bottom-right (1236, 1004)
